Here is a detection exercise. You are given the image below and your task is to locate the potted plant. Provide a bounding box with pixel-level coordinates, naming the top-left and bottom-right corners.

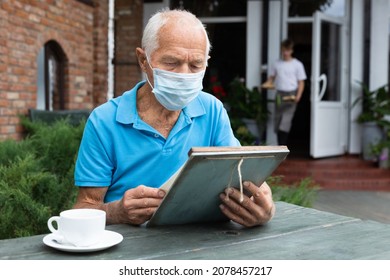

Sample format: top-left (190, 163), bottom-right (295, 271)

top-left (353, 83), bottom-right (390, 161)
top-left (207, 76), bottom-right (270, 144)
top-left (370, 115), bottom-right (390, 168)
top-left (371, 135), bottom-right (389, 169)
top-left (225, 77), bottom-right (269, 142)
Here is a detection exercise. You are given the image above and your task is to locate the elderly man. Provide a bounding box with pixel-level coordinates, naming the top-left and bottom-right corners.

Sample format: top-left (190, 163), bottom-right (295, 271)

top-left (73, 9), bottom-right (275, 227)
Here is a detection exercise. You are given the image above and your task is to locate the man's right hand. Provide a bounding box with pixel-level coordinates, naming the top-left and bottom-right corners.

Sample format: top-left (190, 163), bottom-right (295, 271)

top-left (73, 185), bottom-right (165, 225)
top-left (117, 186), bottom-right (166, 225)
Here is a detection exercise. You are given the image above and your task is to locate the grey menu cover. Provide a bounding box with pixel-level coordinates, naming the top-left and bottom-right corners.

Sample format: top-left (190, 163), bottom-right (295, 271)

top-left (147, 146), bottom-right (289, 227)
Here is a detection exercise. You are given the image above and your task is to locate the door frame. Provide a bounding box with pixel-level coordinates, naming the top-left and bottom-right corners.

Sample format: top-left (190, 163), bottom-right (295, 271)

top-left (281, 0), bottom-right (350, 157)
top-left (310, 11), bottom-right (348, 158)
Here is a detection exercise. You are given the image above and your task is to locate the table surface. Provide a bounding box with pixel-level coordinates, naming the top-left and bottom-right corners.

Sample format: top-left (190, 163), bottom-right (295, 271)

top-left (1, 201), bottom-right (390, 260)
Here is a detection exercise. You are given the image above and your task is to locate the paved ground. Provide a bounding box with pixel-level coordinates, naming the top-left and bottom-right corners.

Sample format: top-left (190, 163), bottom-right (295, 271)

top-left (312, 190), bottom-right (390, 224)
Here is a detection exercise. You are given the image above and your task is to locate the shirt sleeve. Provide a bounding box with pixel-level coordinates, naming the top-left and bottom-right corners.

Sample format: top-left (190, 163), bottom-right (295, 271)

top-left (74, 114), bottom-right (114, 187)
top-left (213, 105), bottom-right (241, 147)
top-left (296, 61), bottom-right (307, 81)
top-left (269, 61), bottom-right (277, 77)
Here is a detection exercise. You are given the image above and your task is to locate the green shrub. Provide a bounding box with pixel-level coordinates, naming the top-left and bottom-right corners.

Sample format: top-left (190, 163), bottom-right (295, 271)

top-left (0, 139), bottom-right (32, 167)
top-left (269, 176), bottom-right (319, 208)
top-left (21, 117), bottom-right (85, 177)
top-left (0, 155), bottom-right (52, 238)
top-left (0, 118), bottom-right (84, 239)
top-left (0, 181), bottom-right (51, 238)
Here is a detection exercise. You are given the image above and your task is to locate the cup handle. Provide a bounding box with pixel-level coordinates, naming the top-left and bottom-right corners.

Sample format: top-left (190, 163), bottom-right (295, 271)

top-left (48, 216), bottom-right (67, 244)
top-left (47, 216), bottom-right (60, 234)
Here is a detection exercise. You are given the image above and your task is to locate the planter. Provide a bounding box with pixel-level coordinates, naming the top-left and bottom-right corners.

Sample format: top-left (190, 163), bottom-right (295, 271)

top-left (378, 147), bottom-right (389, 169)
top-left (361, 121), bottom-right (383, 161)
top-left (241, 118), bottom-right (265, 142)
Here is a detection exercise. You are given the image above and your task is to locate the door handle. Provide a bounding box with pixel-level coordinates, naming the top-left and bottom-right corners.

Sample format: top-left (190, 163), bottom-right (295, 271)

top-left (318, 74), bottom-right (327, 101)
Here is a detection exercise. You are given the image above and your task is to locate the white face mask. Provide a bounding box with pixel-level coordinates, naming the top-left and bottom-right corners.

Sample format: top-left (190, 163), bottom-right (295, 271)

top-left (145, 57), bottom-right (205, 111)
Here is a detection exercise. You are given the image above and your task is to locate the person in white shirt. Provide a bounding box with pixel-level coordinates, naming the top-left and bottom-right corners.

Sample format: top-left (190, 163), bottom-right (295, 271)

top-left (264, 39), bottom-right (307, 145)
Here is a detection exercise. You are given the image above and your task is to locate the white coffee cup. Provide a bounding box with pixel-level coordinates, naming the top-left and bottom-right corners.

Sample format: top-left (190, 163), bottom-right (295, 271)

top-left (47, 209), bottom-right (106, 247)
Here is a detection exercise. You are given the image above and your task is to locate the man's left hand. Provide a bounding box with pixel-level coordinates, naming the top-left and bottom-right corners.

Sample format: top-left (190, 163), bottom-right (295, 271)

top-left (219, 181), bottom-right (275, 227)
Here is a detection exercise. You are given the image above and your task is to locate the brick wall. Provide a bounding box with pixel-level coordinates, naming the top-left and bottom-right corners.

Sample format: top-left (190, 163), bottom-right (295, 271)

top-left (93, 0), bottom-right (109, 105)
top-left (0, 0), bottom-right (108, 140)
top-left (114, 0), bottom-right (143, 96)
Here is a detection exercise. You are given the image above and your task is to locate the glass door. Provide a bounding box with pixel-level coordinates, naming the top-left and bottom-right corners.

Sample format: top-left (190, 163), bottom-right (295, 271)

top-left (310, 11), bottom-right (347, 158)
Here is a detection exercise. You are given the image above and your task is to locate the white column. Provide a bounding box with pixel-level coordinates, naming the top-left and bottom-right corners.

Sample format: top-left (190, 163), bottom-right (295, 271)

top-left (369, 0), bottom-right (390, 91)
top-left (348, 0), bottom-right (364, 154)
top-left (245, 1), bottom-right (262, 89)
top-left (266, 0), bottom-right (282, 145)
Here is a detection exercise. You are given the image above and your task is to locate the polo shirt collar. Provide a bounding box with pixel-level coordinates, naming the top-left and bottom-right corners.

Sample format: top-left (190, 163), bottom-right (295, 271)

top-left (116, 81), bottom-right (143, 125)
top-left (116, 81), bottom-right (206, 125)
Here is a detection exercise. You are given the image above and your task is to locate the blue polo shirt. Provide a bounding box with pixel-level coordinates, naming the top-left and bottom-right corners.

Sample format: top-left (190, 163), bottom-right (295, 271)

top-left (74, 81), bottom-right (240, 202)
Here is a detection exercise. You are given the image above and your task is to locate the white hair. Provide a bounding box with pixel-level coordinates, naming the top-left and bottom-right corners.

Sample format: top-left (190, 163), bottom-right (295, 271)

top-left (142, 9), bottom-right (211, 61)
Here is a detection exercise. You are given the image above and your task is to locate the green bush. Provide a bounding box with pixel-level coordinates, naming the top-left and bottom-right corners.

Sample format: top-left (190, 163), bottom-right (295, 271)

top-left (0, 155), bottom-right (51, 238)
top-left (0, 118), bottom-right (84, 239)
top-left (269, 176), bottom-right (319, 208)
top-left (0, 139), bottom-right (32, 166)
top-left (21, 117), bottom-right (85, 177)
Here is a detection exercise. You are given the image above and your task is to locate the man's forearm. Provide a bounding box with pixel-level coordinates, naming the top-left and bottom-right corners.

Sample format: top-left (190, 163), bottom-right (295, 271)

top-left (296, 81), bottom-right (305, 101)
top-left (73, 191), bottom-right (125, 225)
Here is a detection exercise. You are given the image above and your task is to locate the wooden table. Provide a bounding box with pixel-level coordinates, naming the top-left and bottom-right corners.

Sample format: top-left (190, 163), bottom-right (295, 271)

top-left (1, 202), bottom-right (390, 260)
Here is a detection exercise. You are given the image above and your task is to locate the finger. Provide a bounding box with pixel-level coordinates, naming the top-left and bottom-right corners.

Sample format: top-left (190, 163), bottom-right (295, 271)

top-left (126, 207), bottom-right (159, 225)
top-left (126, 185), bottom-right (166, 199)
top-left (249, 182), bottom-right (273, 208)
top-left (219, 203), bottom-right (255, 227)
top-left (249, 182), bottom-right (275, 220)
top-left (220, 192), bottom-right (257, 225)
top-left (222, 187), bottom-right (260, 215)
top-left (242, 181), bottom-right (260, 197)
top-left (123, 197), bottom-right (163, 210)
top-left (221, 186), bottom-right (275, 226)
top-left (221, 196), bottom-right (274, 227)
top-left (221, 189), bottom-right (268, 222)
top-left (225, 184), bottom-right (273, 215)
top-left (222, 186), bottom-right (250, 203)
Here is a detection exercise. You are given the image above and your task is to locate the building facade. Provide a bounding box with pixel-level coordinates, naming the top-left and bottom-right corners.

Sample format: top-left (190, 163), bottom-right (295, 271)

top-left (144, 0), bottom-right (390, 158)
top-left (1, 0), bottom-right (389, 160)
top-left (0, 0), bottom-right (109, 140)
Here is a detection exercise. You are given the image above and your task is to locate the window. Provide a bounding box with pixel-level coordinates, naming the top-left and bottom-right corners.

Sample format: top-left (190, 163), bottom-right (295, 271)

top-left (37, 41), bottom-right (66, 111)
top-left (288, 0), bottom-right (345, 18)
top-left (170, 0), bottom-right (247, 91)
top-left (170, 0), bottom-right (247, 17)
top-left (76, 0), bottom-right (94, 6)
top-left (202, 22), bottom-right (246, 91)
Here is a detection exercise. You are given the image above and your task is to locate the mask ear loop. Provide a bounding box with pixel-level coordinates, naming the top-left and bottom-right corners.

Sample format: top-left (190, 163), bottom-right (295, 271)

top-left (144, 53), bottom-right (154, 90)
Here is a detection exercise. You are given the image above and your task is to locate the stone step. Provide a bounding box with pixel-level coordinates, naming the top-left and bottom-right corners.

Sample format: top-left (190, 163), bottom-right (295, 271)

top-left (271, 155), bottom-right (390, 191)
top-left (273, 167), bottom-right (390, 179)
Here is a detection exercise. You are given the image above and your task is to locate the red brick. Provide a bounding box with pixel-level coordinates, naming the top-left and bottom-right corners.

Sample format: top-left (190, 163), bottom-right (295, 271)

top-left (0, 126), bottom-right (16, 134)
top-left (1, 0), bottom-right (113, 139)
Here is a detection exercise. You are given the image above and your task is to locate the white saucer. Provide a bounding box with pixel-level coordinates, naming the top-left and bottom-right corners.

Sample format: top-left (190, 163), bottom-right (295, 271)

top-left (43, 230), bottom-right (123, 253)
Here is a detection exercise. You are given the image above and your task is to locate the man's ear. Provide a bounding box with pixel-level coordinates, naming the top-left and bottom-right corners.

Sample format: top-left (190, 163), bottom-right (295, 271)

top-left (136, 47), bottom-right (147, 72)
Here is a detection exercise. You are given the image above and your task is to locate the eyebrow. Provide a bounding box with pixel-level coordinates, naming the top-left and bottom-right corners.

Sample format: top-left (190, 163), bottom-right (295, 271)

top-left (192, 58), bottom-right (204, 64)
top-left (160, 55), bottom-right (205, 64)
top-left (160, 55), bottom-right (178, 62)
